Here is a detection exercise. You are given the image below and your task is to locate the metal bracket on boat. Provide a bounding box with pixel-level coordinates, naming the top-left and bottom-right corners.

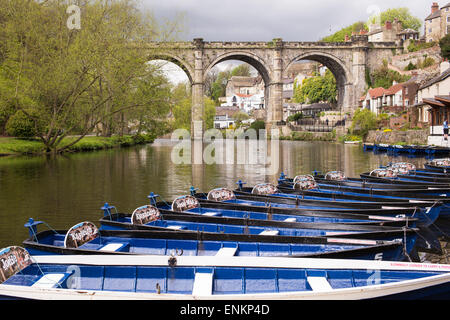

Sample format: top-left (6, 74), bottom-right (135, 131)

top-left (24, 218), bottom-right (59, 242)
top-left (101, 203), bottom-right (116, 221)
top-left (189, 186), bottom-right (199, 196)
top-left (236, 180), bottom-right (246, 190)
top-left (168, 254), bottom-right (177, 267)
top-left (147, 192), bottom-right (160, 206)
top-left (170, 248), bottom-right (184, 257)
top-left (24, 218), bottom-right (44, 242)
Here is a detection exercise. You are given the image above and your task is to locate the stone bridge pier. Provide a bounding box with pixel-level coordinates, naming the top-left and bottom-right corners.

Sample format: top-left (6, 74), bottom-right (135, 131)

top-left (146, 36), bottom-right (398, 139)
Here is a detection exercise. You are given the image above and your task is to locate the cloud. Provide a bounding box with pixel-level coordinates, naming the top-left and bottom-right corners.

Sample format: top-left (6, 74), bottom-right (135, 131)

top-left (141, 0), bottom-right (432, 41)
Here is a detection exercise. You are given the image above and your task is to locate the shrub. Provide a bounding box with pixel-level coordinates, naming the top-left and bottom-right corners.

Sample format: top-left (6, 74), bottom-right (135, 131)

top-left (5, 110), bottom-right (43, 138)
top-left (350, 108), bottom-right (378, 138)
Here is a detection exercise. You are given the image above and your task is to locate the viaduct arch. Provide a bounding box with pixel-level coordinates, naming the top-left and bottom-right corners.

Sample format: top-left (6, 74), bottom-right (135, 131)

top-left (145, 36), bottom-right (398, 139)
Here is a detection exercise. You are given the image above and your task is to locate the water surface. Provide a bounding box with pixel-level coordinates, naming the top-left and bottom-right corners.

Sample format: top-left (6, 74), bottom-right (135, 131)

top-left (0, 139), bottom-right (437, 249)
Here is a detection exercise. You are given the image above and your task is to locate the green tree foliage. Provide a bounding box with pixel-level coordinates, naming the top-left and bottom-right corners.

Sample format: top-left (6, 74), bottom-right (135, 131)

top-left (439, 34), bottom-right (450, 60)
top-left (350, 108), bottom-right (377, 137)
top-left (0, 0), bottom-right (180, 153)
top-left (172, 82), bottom-right (216, 131)
top-left (321, 8), bottom-right (422, 43)
top-left (5, 110), bottom-right (43, 138)
top-left (321, 22), bottom-right (367, 42)
top-left (370, 61), bottom-right (411, 89)
top-left (293, 70), bottom-right (337, 104)
top-left (368, 8), bottom-right (422, 31)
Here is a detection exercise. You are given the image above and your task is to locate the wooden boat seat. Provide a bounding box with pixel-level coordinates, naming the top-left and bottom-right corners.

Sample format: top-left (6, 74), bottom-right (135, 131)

top-left (215, 247), bottom-right (238, 257)
top-left (192, 269), bottom-right (214, 296)
top-left (259, 230), bottom-right (279, 236)
top-left (166, 225), bottom-right (186, 230)
top-left (31, 273), bottom-right (72, 289)
top-left (202, 212), bottom-right (221, 216)
top-left (99, 242), bottom-right (130, 252)
top-left (284, 218), bottom-right (296, 222)
top-left (307, 277), bottom-right (333, 292)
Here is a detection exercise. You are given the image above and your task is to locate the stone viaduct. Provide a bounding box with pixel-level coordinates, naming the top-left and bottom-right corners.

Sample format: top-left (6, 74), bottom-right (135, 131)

top-left (144, 35), bottom-right (398, 138)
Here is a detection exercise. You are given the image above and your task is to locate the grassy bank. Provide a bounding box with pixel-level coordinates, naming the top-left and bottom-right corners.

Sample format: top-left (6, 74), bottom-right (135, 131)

top-left (0, 134), bottom-right (155, 156)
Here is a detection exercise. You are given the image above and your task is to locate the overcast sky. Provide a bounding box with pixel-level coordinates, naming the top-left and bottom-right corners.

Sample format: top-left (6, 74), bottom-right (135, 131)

top-left (142, 0), bottom-right (436, 42)
top-left (143, 0), bottom-right (439, 83)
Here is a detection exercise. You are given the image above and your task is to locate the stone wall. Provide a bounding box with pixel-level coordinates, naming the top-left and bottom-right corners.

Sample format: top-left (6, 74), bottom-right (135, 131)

top-left (365, 129), bottom-right (428, 145)
top-left (391, 45), bottom-right (442, 71)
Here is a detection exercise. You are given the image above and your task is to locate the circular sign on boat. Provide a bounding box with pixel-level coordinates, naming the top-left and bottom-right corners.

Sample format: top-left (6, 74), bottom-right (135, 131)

top-left (325, 171), bottom-right (346, 181)
top-left (389, 162), bottom-right (416, 174)
top-left (251, 183), bottom-right (278, 195)
top-left (207, 188), bottom-right (236, 202)
top-left (0, 246), bottom-right (33, 284)
top-left (293, 179), bottom-right (319, 191)
top-left (171, 195), bottom-right (200, 212)
top-left (64, 222), bottom-right (99, 249)
top-left (131, 205), bottom-right (161, 225)
top-left (369, 168), bottom-right (397, 178)
top-left (293, 175), bottom-right (315, 184)
top-left (428, 158), bottom-right (450, 167)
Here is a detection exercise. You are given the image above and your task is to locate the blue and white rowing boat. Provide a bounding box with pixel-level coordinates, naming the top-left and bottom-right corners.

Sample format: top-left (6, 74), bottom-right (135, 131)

top-left (230, 182), bottom-right (440, 227)
top-left (22, 221), bottom-right (408, 261)
top-left (97, 200), bottom-right (419, 259)
top-left (1, 247), bottom-right (449, 300)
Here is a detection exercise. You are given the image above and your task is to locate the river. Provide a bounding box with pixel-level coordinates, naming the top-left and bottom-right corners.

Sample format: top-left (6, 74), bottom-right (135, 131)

top-left (0, 139), bottom-right (448, 262)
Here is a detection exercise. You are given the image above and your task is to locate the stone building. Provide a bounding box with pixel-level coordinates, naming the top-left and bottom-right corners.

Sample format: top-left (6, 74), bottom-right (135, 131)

top-left (424, 2), bottom-right (450, 43)
top-left (367, 19), bottom-right (403, 42)
top-left (225, 76), bottom-right (264, 97)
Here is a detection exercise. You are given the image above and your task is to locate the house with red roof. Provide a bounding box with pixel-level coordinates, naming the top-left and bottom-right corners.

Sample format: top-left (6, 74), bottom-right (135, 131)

top-left (360, 80), bottom-right (419, 115)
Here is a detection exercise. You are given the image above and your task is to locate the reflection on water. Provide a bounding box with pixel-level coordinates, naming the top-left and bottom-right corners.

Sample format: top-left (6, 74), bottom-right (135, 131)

top-left (0, 139), bottom-right (434, 248)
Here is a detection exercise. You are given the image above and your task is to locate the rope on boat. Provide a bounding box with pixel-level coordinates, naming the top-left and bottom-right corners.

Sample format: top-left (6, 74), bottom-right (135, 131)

top-left (421, 201), bottom-right (450, 239)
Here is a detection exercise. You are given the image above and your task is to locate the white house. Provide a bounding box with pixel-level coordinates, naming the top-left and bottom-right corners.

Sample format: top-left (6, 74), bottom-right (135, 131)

top-left (222, 93), bottom-right (265, 113)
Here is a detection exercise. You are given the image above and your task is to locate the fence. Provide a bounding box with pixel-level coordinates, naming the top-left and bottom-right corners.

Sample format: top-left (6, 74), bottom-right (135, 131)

top-left (288, 119), bottom-right (346, 132)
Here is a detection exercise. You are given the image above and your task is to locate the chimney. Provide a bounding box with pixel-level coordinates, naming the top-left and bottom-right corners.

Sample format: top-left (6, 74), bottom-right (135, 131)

top-left (432, 2), bottom-right (439, 14)
top-left (385, 20), bottom-right (392, 30)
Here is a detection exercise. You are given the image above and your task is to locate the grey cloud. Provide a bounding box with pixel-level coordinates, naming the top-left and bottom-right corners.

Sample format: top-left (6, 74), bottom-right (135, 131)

top-left (141, 0), bottom-right (434, 41)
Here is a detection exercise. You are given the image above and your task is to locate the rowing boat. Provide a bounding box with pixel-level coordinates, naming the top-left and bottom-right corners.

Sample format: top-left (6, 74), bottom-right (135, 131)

top-left (22, 221), bottom-right (409, 261)
top-left (1, 247), bottom-right (449, 300)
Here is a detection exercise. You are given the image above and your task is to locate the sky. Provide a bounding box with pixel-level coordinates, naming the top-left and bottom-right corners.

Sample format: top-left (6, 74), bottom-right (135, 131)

top-left (142, 0), bottom-right (435, 42)
top-left (142, 0), bottom-right (439, 83)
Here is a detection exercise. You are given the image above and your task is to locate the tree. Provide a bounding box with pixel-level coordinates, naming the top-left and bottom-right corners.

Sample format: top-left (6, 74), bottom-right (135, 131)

top-left (368, 8), bottom-right (422, 31)
top-left (370, 60), bottom-right (411, 89)
top-left (0, 0), bottom-right (180, 153)
top-left (440, 34), bottom-right (450, 60)
top-left (321, 22), bottom-right (367, 42)
top-left (350, 108), bottom-right (377, 138)
top-left (293, 70), bottom-right (337, 104)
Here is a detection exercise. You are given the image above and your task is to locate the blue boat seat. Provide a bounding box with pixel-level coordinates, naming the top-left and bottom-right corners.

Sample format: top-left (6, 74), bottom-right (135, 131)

top-left (31, 272), bottom-right (72, 288)
top-left (99, 242), bottom-right (129, 252)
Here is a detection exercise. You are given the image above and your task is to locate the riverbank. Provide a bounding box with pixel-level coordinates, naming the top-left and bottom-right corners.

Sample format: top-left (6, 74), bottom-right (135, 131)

top-left (0, 134), bottom-right (155, 156)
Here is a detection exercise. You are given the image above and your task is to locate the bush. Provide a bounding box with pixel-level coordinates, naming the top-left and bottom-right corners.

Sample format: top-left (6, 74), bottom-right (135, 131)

top-left (350, 108), bottom-right (378, 138)
top-left (404, 62), bottom-right (417, 71)
top-left (439, 34), bottom-right (450, 60)
top-left (287, 113), bottom-right (303, 122)
top-left (5, 110), bottom-right (42, 138)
